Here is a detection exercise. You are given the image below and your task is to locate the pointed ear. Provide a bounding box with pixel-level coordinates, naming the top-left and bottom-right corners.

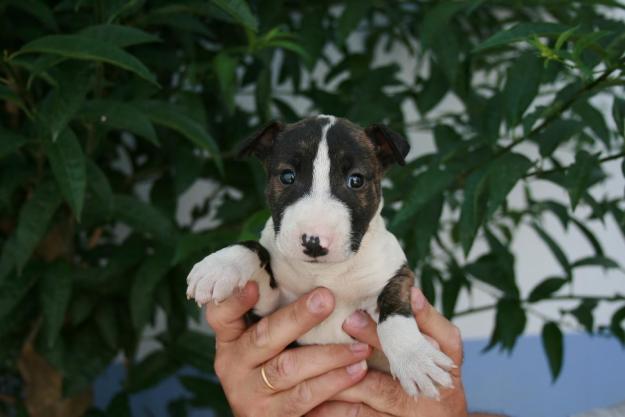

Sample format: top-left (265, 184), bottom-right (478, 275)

top-left (364, 124), bottom-right (410, 168)
top-left (237, 120), bottom-right (285, 160)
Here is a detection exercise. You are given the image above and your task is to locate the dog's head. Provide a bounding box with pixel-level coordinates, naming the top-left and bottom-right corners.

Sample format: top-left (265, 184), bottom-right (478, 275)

top-left (239, 115), bottom-right (409, 263)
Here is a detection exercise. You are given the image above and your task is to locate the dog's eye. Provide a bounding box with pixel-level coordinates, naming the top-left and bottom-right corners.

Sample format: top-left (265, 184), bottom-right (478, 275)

top-left (347, 173), bottom-right (364, 189)
top-left (279, 169), bottom-right (296, 185)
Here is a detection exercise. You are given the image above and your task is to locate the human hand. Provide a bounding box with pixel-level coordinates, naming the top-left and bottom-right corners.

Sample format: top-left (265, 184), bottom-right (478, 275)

top-left (204, 281), bottom-right (372, 417)
top-left (308, 287), bottom-right (467, 417)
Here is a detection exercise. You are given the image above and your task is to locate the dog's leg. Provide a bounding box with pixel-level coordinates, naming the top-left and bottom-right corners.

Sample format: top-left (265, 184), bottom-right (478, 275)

top-left (376, 264), bottom-right (454, 399)
top-left (186, 241), bottom-right (280, 314)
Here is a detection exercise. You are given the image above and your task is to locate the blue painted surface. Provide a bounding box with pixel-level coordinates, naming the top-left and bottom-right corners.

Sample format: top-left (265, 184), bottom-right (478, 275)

top-left (94, 333), bottom-right (625, 417)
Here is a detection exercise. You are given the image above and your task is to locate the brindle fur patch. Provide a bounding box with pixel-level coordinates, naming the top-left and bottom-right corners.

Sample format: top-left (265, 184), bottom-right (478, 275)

top-left (239, 240), bottom-right (277, 288)
top-left (377, 264), bottom-right (415, 323)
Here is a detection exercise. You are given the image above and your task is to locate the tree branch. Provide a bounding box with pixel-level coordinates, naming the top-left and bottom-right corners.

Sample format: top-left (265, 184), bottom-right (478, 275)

top-left (523, 150), bottom-right (625, 179)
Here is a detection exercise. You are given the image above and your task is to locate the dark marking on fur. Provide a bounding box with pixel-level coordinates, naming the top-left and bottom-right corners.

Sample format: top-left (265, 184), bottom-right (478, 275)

top-left (265, 118), bottom-right (322, 233)
top-left (326, 119), bottom-right (384, 252)
top-left (364, 124), bottom-right (410, 168)
top-left (239, 241), bottom-right (277, 289)
top-left (377, 264), bottom-right (415, 323)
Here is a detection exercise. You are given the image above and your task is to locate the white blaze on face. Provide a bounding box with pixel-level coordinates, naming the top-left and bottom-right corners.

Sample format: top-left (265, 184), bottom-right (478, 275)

top-left (276, 115), bottom-right (354, 263)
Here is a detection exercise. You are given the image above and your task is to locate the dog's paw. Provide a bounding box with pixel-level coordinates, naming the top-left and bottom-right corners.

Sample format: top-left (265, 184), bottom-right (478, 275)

top-left (186, 245), bottom-right (260, 305)
top-left (378, 315), bottom-right (454, 399)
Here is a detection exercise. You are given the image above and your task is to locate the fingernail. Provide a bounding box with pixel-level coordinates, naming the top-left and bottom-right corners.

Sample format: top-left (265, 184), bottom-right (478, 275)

top-left (346, 360), bottom-right (367, 376)
top-left (344, 311), bottom-right (368, 328)
top-left (411, 287), bottom-right (426, 311)
top-left (307, 290), bottom-right (327, 313)
top-left (349, 342), bottom-right (369, 354)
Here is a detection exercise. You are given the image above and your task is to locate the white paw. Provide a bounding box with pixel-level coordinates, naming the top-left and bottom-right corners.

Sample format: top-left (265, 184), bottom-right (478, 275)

top-left (186, 245), bottom-right (260, 304)
top-left (378, 315), bottom-right (454, 399)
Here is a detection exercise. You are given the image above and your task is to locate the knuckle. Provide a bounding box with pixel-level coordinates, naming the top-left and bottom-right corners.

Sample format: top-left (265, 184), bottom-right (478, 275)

top-left (251, 317), bottom-right (270, 347)
top-left (274, 350), bottom-right (296, 380)
top-left (213, 356), bottom-right (228, 379)
top-left (294, 380), bottom-right (313, 404)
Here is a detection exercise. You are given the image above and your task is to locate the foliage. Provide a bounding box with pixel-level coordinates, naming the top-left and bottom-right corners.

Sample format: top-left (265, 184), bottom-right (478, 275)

top-left (1, 0), bottom-right (624, 415)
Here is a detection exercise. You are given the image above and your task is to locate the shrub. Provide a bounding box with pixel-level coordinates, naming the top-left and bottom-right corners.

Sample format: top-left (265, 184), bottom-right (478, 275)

top-left (1, 0), bottom-right (624, 415)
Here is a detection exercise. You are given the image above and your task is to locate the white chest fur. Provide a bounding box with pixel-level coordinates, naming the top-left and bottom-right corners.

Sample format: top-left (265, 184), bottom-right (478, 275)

top-left (259, 213), bottom-right (407, 345)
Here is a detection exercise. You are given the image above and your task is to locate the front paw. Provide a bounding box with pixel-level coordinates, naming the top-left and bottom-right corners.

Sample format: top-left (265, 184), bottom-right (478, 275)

top-left (186, 245), bottom-right (260, 304)
top-left (378, 316), bottom-right (454, 399)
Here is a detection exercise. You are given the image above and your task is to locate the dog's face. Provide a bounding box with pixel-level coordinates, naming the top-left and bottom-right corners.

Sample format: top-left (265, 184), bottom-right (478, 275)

top-left (240, 115), bottom-right (409, 264)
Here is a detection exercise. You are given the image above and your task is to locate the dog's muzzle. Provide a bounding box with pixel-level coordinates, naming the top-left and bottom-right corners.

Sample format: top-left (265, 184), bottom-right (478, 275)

top-left (301, 234), bottom-right (329, 258)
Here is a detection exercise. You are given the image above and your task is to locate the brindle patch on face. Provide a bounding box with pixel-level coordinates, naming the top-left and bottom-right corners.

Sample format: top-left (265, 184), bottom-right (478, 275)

top-left (377, 264), bottom-right (415, 323)
top-left (326, 118), bottom-right (385, 251)
top-left (265, 117), bottom-right (324, 232)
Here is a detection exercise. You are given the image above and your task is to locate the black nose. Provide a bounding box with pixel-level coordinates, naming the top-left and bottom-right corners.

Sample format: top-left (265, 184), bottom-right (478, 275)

top-left (301, 234), bottom-right (328, 257)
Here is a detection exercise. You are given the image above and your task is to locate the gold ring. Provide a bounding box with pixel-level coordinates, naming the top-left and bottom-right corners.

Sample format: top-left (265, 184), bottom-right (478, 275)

top-left (260, 365), bottom-right (278, 391)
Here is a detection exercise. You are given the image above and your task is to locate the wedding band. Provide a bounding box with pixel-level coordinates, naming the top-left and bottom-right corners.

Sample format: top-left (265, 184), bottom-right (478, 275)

top-left (260, 365), bottom-right (278, 391)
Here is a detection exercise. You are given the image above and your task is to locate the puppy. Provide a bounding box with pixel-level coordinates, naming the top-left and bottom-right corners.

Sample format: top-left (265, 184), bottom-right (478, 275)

top-left (186, 115), bottom-right (453, 398)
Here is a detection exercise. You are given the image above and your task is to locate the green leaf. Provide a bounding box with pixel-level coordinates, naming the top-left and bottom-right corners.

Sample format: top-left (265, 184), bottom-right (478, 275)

top-left (211, 0), bottom-right (258, 32)
top-left (39, 262), bottom-right (73, 348)
top-left (532, 223), bottom-right (571, 279)
top-left (503, 52), bottom-right (543, 127)
top-left (535, 119), bottom-right (583, 157)
top-left (571, 255), bottom-right (620, 269)
top-left (214, 52), bottom-right (238, 114)
top-left (0, 263), bottom-right (41, 320)
top-left (570, 217), bottom-right (603, 256)
top-left (465, 252), bottom-right (518, 297)
top-left (7, 0), bottom-right (58, 31)
top-left (613, 96), bottom-right (625, 138)
top-left (13, 181), bottom-right (62, 272)
top-left (528, 277), bottom-right (567, 302)
top-left (391, 168), bottom-right (454, 229)
top-left (130, 248), bottom-right (173, 330)
top-left (137, 101), bottom-right (222, 173)
top-left (113, 195), bottom-right (175, 242)
top-left (458, 170), bottom-right (489, 255)
top-left (85, 160), bottom-right (114, 219)
top-left (39, 66), bottom-right (91, 141)
top-left (80, 24), bottom-right (160, 48)
top-left (541, 322), bottom-right (563, 382)
top-left (336, 0), bottom-right (371, 43)
top-left (473, 22), bottom-right (567, 52)
top-left (564, 150), bottom-right (599, 210)
top-left (485, 153), bottom-right (532, 218)
top-left (0, 128), bottom-right (29, 158)
top-left (569, 299), bottom-right (597, 332)
top-left (419, 265), bottom-right (437, 306)
top-left (411, 196), bottom-right (444, 261)
top-left (417, 60), bottom-right (449, 114)
top-left (127, 350), bottom-right (179, 393)
top-left (486, 299), bottom-right (526, 352)
top-left (95, 304), bottom-right (119, 349)
top-left (13, 35), bottom-right (158, 86)
top-left (572, 101), bottom-right (609, 147)
top-left (80, 99), bottom-right (158, 145)
top-left (610, 305), bottom-right (625, 347)
top-left (171, 330), bottom-right (216, 372)
top-left (44, 128), bottom-right (86, 219)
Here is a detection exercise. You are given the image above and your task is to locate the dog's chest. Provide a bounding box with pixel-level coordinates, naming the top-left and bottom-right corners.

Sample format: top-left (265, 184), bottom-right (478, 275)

top-left (261, 221), bottom-right (407, 345)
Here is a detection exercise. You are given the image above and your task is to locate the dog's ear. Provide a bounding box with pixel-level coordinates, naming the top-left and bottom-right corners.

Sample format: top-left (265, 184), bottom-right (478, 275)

top-left (364, 124), bottom-right (410, 168)
top-left (237, 120), bottom-right (284, 161)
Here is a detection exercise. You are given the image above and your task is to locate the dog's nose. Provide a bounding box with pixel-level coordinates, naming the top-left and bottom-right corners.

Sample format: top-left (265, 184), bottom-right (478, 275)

top-left (301, 234), bottom-right (330, 257)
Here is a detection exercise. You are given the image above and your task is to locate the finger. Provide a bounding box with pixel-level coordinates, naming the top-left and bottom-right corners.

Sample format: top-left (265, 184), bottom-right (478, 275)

top-left (411, 287), bottom-right (463, 366)
top-left (342, 311), bottom-right (381, 350)
top-left (271, 360), bottom-right (368, 417)
top-left (237, 287), bottom-right (335, 367)
top-left (204, 281), bottom-right (259, 344)
top-left (258, 343), bottom-right (371, 393)
top-left (307, 401), bottom-right (394, 417)
top-left (331, 371), bottom-right (413, 416)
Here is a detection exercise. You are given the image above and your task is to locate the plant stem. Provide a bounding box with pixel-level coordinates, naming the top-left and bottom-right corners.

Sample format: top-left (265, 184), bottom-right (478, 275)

top-left (454, 293), bottom-right (625, 318)
top-left (523, 150), bottom-right (625, 178)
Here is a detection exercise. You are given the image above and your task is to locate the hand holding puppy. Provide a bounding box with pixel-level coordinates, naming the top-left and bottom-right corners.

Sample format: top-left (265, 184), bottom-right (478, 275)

top-left (308, 287), bottom-right (468, 417)
top-left (205, 281), bottom-right (372, 417)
